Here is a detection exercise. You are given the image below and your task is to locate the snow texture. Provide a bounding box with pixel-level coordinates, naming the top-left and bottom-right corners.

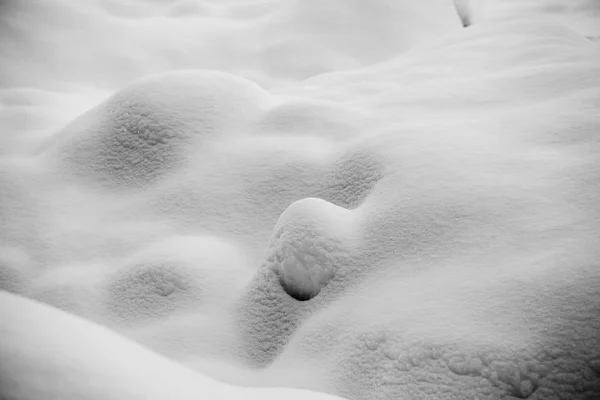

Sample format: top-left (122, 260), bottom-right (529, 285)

top-left (44, 70), bottom-right (269, 189)
top-left (267, 197), bottom-right (357, 301)
top-left (1, 0), bottom-right (600, 399)
top-left (0, 291), bottom-right (344, 400)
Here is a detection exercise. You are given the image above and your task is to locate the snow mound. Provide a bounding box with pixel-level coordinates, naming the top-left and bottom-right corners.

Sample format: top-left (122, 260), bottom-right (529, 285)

top-left (0, 290), bottom-right (345, 400)
top-left (107, 261), bottom-right (202, 323)
top-left (267, 198), bottom-right (357, 301)
top-left (1, 1), bottom-right (600, 399)
top-left (43, 70), bottom-right (269, 189)
top-left (236, 198), bottom-right (362, 366)
top-left (105, 235), bottom-right (249, 325)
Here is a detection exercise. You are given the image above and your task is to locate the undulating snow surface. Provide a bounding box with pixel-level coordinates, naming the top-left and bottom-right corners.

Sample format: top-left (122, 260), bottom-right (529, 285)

top-left (1, 0), bottom-right (600, 399)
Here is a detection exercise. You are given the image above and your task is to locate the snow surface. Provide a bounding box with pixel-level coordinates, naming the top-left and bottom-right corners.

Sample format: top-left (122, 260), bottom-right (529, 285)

top-left (1, 0), bottom-right (600, 399)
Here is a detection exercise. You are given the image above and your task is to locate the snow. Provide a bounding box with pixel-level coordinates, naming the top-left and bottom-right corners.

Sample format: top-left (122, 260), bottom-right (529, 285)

top-left (43, 70), bottom-right (270, 189)
top-left (0, 291), bottom-right (344, 400)
top-left (267, 197), bottom-right (358, 301)
top-left (1, 0), bottom-right (600, 399)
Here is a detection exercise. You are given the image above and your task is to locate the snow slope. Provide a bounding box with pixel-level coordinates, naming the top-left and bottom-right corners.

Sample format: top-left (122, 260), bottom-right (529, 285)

top-left (0, 291), bottom-right (343, 400)
top-left (1, 0), bottom-right (600, 399)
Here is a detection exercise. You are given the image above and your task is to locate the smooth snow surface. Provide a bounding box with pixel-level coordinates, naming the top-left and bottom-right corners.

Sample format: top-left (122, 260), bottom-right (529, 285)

top-left (0, 291), bottom-right (343, 400)
top-left (1, 0), bottom-right (600, 399)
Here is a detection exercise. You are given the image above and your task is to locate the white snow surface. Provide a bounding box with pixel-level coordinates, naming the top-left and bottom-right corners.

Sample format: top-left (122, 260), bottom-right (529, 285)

top-left (1, 0), bottom-right (600, 399)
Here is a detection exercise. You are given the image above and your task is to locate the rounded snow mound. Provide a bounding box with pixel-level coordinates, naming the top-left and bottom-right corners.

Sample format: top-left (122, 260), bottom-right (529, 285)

top-left (106, 261), bottom-right (201, 323)
top-left (105, 235), bottom-right (250, 325)
top-left (44, 70), bottom-right (270, 189)
top-left (267, 197), bottom-right (358, 301)
top-left (237, 198), bottom-right (360, 366)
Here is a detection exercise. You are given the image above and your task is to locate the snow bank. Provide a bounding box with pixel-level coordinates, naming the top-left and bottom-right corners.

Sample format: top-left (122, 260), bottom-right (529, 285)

top-left (267, 197), bottom-right (358, 301)
top-left (1, 0), bottom-right (600, 399)
top-left (0, 291), bottom-right (344, 400)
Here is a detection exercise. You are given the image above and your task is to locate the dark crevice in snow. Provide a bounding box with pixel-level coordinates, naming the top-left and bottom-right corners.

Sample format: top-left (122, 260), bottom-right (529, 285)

top-left (279, 274), bottom-right (320, 301)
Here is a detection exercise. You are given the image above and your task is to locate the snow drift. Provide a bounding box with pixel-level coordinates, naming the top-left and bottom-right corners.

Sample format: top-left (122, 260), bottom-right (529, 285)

top-left (1, 0), bottom-right (600, 399)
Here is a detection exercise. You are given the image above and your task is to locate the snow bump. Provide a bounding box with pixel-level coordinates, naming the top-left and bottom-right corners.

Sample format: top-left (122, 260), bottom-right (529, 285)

top-left (106, 261), bottom-right (202, 323)
top-left (45, 70), bottom-right (269, 189)
top-left (104, 235), bottom-right (249, 325)
top-left (236, 198), bottom-right (360, 366)
top-left (267, 197), bottom-right (358, 301)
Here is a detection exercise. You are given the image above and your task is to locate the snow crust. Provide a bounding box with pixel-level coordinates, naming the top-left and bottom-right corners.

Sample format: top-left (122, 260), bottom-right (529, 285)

top-left (1, 0), bottom-right (600, 399)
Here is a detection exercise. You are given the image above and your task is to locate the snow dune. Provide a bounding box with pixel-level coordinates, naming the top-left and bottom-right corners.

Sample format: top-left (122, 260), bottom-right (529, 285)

top-left (1, 0), bottom-right (600, 399)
